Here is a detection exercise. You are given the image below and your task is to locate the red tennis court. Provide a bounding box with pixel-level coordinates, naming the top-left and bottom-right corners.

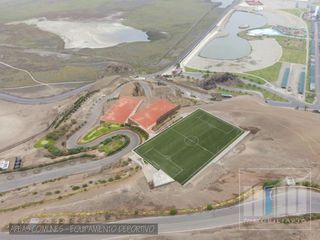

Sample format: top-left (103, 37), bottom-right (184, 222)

top-left (101, 97), bottom-right (142, 124)
top-left (130, 99), bottom-right (178, 130)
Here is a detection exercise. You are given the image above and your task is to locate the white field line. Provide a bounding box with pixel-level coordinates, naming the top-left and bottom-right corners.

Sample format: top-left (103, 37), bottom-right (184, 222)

top-left (199, 107), bottom-right (244, 131)
top-left (170, 128), bottom-right (214, 156)
top-left (151, 160), bottom-right (160, 169)
top-left (181, 130), bottom-right (243, 185)
top-left (142, 128), bottom-right (240, 184)
top-left (137, 149), bottom-right (161, 169)
top-left (196, 116), bottom-right (235, 135)
top-left (0, 61), bottom-right (53, 89)
top-left (152, 148), bottom-right (183, 177)
top-left (135, 109), bottom-right (247, 184)
top-left (142, 147), bottom-right (183, 177)
top-left (183, 131), bottom-right (250, 185)
top-left (133, 109), bottom-right (202, 149)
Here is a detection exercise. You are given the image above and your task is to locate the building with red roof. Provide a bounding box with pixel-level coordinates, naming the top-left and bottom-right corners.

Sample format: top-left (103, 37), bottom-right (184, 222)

top-left (101, 96), bottom-right (142, 124)
top-left (129, 99), bottom-right (179, 131)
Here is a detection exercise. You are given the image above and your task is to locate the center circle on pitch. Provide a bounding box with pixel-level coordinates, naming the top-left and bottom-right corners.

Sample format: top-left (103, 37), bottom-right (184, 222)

top-left (184, 136), bottom-right (199, 146)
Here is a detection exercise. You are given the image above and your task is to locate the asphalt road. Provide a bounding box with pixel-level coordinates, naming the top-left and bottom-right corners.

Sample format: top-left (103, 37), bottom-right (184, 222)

top-left (0, 83), bottom-right (95, 105)
top-left (0, 84), bottom-right (139, 193)
top-left (1, 187), bottom-right (319, 239)
top-left (169, 79), bottom-right (319, 110)
top-left (313, 21), bottom-right (320, 108)
top-left (139, 81), bottom-right (152, 98)
top-left (0, 130), bottom-right (140, 193)
top-left (65, 86), bottom-right (122, 149)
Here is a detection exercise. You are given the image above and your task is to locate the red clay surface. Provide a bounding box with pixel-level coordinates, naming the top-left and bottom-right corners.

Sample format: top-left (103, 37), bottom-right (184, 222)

top-left (101, 97), bottom-right (142, 124)
top-left (130, 99), bottom-right (177, 130)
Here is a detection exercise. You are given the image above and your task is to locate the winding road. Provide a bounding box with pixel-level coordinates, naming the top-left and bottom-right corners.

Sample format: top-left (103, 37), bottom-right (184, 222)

top-left (0, 83), bottom-right (95, 105)
top-left (0, 130), bottom-right (140, 193)
top-left (0, 78), bottom-right (155, 193)
top-left (0, 82), bottom-right (141, 193)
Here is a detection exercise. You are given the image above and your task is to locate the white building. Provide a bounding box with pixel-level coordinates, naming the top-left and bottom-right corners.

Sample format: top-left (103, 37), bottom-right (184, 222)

top-left (0, 160), bottom-right (10, 170)
top-left (285, 176), bottom-right (296, 186)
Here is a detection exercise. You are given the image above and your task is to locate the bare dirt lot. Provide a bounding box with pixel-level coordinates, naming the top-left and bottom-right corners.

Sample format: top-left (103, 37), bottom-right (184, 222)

top-left (0, 100), bottom-right (61, 152)
top-left (1, 96), bottom-right (319, 228)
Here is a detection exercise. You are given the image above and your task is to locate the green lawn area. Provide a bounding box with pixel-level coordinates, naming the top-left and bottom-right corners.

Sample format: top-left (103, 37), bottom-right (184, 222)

top-left (135, 109), bottom-right (244, 185)
top-left (246, 62), bottom-right (282, 83)
top-left (34, 138), bottom-right (56, 148)
top-left (184, 66), bottom-right (206, 73)
top-left (236, 83), bottom-right (288, 102)
top-left (305, 92), bottom-right (316, 103)
top-left (34, 129), bottom-right (66, 149)
top-left (216, 87), bottom-right (247, 96)
top-left (237, 35), bottom-right (307, 67)
top-left (98, 135), bottom-right (129, 155)
top-left (80, 123), bottom-right (122, 144)
top-left (184, 60), bottom-right (282, 85)
top-left (236, 73), bottom-right (266, 84)
top-left (275, 36), bottom-right (307, 64)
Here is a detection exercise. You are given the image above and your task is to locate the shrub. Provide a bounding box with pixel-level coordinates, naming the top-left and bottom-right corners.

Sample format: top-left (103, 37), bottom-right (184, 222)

top-left (46, 130), bottom-right (64, 141)
top-left (115, 175), bottom-right (121, 180)
top-left (298, 181), bottom-right (320, 189)
top-left (121, 161), bottom-right (129, 166)
top-left (54, 190), bottom-right (61, 194)
top-left (48, 145), bottom-right (63, 157)
top-left (82, 184), bottom-right (88, 188)
top-left (263, 179), bottom-right (281, 189)
top-left (206, 204), bottom-right (213, 211)
top-left (170, 208), bottom-right (177, 215)
top-left (130, 126), bottom-right (149, 140)
top-left (68, 147), bottom-right (86, 155)
top-left (71, 186), bottom-right (80, 191)
top-left (79, 154), bottom-right (96, 158)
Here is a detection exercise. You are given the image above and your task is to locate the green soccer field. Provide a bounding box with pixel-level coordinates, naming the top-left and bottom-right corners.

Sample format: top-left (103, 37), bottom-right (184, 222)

top-left (134, 109), bottom-right (244, 185)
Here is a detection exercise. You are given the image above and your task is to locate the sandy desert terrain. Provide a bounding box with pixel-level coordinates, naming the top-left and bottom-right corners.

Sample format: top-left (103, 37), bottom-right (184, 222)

top-left (0, 96), bottom-right (319, 228)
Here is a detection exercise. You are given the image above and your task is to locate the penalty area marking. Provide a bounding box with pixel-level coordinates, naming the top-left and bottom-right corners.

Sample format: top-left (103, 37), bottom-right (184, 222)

top-left (142, 147), bottom-right (184, 178)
